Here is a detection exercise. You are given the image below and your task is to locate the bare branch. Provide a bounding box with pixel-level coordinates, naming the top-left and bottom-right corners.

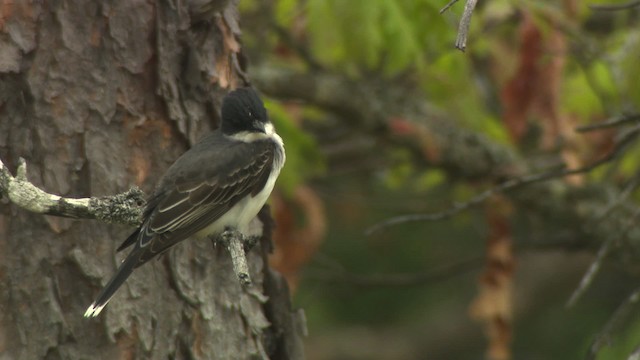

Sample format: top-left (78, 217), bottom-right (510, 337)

top-left (440, 0), bottom-right (460, 14)
top-left (252, 65), bottom-right (640, 260)
top-left (0, 157), bottom-right (144, 226)
top-left (576, 113), bottom-right (640, 132)
top-left (455, 0), bottom-right (479, 51)
top-left (567, 205), bottom-right (640, 307)
top-left (1, 156), bottom-right (263, 290)
top-left (438, 0), bottom-right (479, 50)
top-left (307, 256), bottom-right (482, 288)
top-left (566, 239), bottom-right (613, 308)
top-left (592, 171), bottom-right (640, 223)
top-left (367, 124), bottom-right (640, 235)
top-left (589, 0), bottom-right (640, 11)
top-left (586, 287), bottom-right (640, 360)
top-left (219, 229), bottom-right (253, 286)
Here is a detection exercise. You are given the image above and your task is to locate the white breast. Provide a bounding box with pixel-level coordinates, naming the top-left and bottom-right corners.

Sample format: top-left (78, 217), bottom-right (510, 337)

top-left (195, 130), bottom-right (285, 238)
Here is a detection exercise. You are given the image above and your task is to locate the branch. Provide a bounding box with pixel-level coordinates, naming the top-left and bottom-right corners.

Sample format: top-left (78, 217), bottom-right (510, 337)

top-left (219, 229), bottom-right (253, 286)
top-left (567, 205), bottom-right (640, 307)
top-left (2, 156), bottom-right (257, 288)
top-left (589, 0), bottom-right (640, 11)
top-left (306, 256), bottom-right (482, 288)
top-left (0, 157), bottom-right (144, 226)
top-left (367, 124), bottom-right (640, 234)
top-left (439, 0), bottom-right (479, 51)
top-left (576, 113), bottom-right (640, 132)
top-left (305, 237), bottom-right (585, 289)
top-left (251, 65), bottom-right (640, 257)
top-left (455, 0), bottom-right (479, 51)
top-left (440, 0), bottom-right (460, 14)
top-left (586, 287), bottom-right (640, 360)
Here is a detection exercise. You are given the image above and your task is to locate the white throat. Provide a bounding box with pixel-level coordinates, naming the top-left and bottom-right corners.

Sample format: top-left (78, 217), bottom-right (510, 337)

top-left (229, 122), bottom-right (283, 146)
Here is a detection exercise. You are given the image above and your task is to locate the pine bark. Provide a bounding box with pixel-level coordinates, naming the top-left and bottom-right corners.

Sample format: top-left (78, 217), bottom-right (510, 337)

top-left (0, 1), bottom-right (304, 359)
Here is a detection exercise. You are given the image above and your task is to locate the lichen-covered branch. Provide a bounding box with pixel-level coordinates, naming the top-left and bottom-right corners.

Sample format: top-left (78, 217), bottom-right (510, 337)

top-left (0, 157), bottom-right (145, 226)
top-left (1, 156), bottom-right (259, 292)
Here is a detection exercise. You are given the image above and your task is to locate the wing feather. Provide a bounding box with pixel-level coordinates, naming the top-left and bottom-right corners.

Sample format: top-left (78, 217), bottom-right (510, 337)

top-left (125, 138), bottom-right (276, 268)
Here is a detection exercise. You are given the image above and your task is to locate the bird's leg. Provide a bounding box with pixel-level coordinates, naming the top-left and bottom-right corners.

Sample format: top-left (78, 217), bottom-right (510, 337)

top-left (219, 228), bottom-right (252, 286)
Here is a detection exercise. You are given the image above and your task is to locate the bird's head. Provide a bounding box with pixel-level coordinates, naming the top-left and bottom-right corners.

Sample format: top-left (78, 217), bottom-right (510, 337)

top-left (221, 87), bottom-right (269, 136)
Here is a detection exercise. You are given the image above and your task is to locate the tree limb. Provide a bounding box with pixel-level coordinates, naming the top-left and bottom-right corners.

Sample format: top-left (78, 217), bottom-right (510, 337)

top-left (589, 0), bottom-right (640, 11)
top-left (306, 256), bottom-right (482, 288)
top-left (0, 157), bottom-right (145, 226)
top-left (367, 123), bottom-right (640, 234)
top-left (251, 65), bottom-right (640, 254)
top-left (586, 287), bottom-right (640, 360)
top-left (1, 156), bottom-right (258, 288)
top-left (576, 113), bottom-right (640, 132)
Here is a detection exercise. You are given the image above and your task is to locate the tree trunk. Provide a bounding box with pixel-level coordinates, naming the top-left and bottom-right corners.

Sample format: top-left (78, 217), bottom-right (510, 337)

top-left (0, 1), bottom-right (304, 359)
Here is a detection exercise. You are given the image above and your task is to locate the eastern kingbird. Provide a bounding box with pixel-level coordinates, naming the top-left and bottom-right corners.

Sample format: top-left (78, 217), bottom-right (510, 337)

top-left (84, 87), bottom-right (285, 317)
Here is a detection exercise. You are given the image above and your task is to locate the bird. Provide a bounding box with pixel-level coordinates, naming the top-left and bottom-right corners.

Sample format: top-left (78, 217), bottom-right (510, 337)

top-left (84, 87), bottom-right (285, 317)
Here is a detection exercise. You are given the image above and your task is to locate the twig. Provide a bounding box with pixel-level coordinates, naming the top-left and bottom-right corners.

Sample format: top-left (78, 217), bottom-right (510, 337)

top-left (306, 256), bottom-right (482, 288)
top-left (0, 157), bottom-right (144, 226)
top-left (455, 0), bottom-right (479, 51)
top-left (440, 0), bottom-right (460, 14)
top-left (576, 113), bottom-right (640, 132)
top-left (566, 205), bottom-right (640, 308)
top-left (592, 171), bottom-right (640, 222)
top-left (220, 229), bottom-right (252, 286)
top-left (307, 235), bottom-right (586, 289)
top-left (629, 345), bottom-right (640, 360)
top-left (566, 239), bottom-right (614, 308)
top-left (367, 124), bottom-right (640, 235)
top-left (586, 287), bottom-right (640, 360)
top-left (589, 0), bottom-right (640, 11)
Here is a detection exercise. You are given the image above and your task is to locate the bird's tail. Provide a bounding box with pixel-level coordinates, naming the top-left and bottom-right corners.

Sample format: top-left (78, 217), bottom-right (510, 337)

top-left (84, 252), bottom-right (138, 317)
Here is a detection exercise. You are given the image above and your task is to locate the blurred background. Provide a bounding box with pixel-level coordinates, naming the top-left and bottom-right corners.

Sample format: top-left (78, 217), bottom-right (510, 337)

top-left (237, 0), bottom-right (640, 359)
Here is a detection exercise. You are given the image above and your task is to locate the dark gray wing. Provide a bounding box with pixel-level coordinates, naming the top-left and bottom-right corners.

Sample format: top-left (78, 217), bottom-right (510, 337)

top-left (119, 133), bottom-right (276, 267)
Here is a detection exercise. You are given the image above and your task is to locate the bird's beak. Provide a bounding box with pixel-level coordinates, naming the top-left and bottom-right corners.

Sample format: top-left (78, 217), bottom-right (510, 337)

top-left (253, 120), bottom-right (266, 133)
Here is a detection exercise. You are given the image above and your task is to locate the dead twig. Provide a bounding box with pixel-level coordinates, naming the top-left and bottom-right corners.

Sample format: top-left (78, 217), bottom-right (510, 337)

top-left (589, 0), bottom-right (640, 11)
top-left (306, 256), bottom-right (482, 288)
top-left (367, 124), bottom-right (640, 235)
top-left (438, 0), bottom-right (479, 51)
top-left (440, 0), bottom-right (460, 14)
top-left (0, 157), bottom-right (144, 226)
top-left (455, 0), bottom-right (479, 51)
top-left (567, 206), bottom-right (640, 308)
top-left (576, 113), bottom-right (640, 132)
top-left (586, 287), bottom-right (640, 360)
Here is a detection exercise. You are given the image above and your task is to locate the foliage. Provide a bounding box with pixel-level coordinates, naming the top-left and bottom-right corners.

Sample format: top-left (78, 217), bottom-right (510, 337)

top-left (241, 0), bottom-right (640, 359)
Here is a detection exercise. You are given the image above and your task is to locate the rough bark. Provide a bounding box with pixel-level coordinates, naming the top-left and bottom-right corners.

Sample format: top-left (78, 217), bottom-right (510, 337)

top-left (0, 1), bottom-right (304, 359)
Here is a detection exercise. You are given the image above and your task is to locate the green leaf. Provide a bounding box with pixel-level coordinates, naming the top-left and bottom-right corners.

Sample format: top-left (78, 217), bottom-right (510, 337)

top-left (562, 63), bottom-right (607, 118)
top-left (275, 0), bottom-right (298, 27)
